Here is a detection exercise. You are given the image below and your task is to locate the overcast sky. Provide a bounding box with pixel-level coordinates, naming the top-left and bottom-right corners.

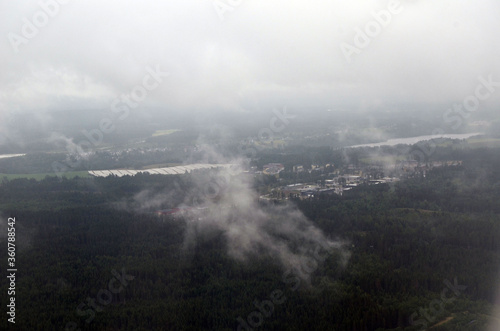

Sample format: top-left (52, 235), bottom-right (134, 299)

top-left (1, 0), bottom-right (499, 120)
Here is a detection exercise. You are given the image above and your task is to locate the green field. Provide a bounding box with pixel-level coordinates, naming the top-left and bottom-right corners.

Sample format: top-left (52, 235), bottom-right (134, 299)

top-left (467, 137), bottom-right (500, 146)
top-left (152, 129), bottom-right (181, 137)
top-left (435, 137), bottom-right (500, 149)
top-left (360, 155), bottom-right (406, 165)
top-left (141, 163), bottom-right (182, 169)
top-left (0, 171), bottom-right (90, 181)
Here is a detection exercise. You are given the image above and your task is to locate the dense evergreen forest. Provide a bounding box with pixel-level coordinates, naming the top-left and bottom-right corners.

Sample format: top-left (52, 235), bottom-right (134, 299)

top-left (1, 148), bottom-right (499, 330)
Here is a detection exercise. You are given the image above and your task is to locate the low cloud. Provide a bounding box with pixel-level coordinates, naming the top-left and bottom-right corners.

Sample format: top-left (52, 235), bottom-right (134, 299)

top-left (124, 141), bottom-right (350, 281)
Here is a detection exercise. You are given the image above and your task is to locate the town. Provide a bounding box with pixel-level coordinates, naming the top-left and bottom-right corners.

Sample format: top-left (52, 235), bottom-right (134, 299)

top-left (256, 160), bottom-right (463, 202)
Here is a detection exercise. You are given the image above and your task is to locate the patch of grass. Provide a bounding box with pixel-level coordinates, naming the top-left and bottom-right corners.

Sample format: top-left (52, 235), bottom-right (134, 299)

top-left (0, 171), bottom-right (90, 181)
top-left (360, 155), bottom-right (405, 165)
top-left (436, 137), bottom-right (500, 149)
top-left (466, 137), bottom-right (500, 146)
top-left (152, 129), bottom-right (181, 137)
top-left (141, 163), bottom-right (182, 169)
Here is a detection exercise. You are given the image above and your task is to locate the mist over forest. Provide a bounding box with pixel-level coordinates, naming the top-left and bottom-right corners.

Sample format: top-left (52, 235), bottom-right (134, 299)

top-left (1, 1), bottom-right (500, 330)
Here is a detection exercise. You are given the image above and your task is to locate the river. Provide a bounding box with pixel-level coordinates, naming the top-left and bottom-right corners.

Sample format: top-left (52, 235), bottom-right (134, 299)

top-left (348, 133), bottom-right (483, 148)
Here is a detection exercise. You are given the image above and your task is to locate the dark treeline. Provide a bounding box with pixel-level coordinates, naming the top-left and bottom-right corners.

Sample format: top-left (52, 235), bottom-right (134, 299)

top-left (0, 149), bottom-right (499, 330)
